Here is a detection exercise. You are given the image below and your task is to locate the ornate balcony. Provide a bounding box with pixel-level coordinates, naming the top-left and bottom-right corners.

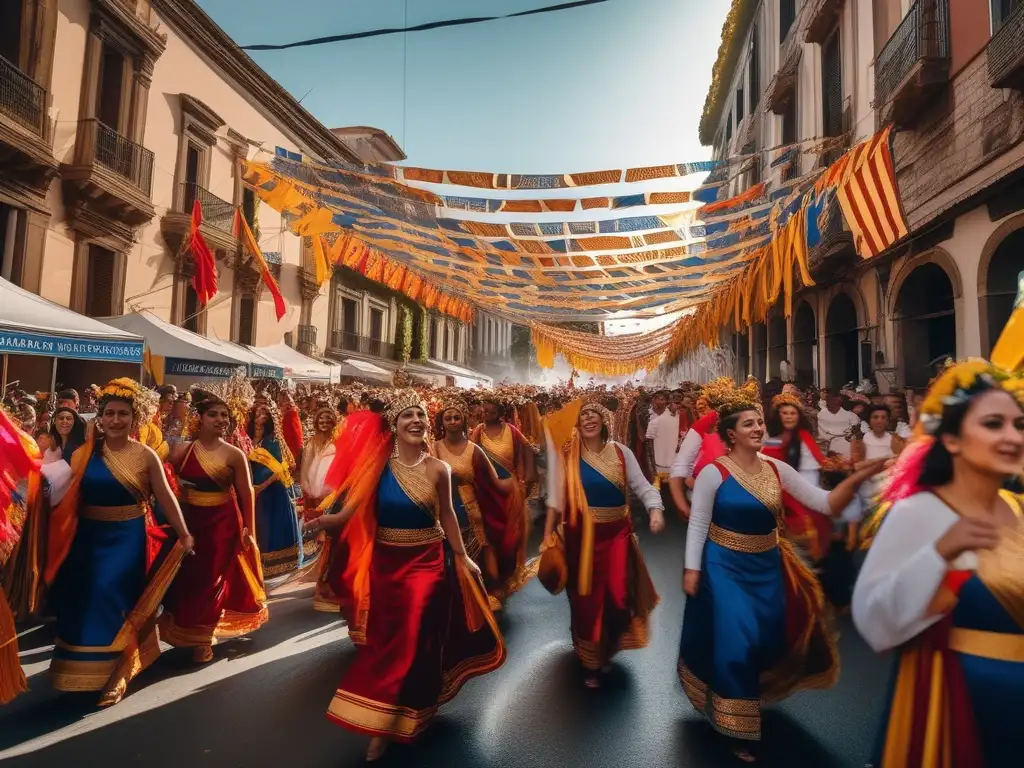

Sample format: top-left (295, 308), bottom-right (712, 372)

top-left (873, 0), bottom-right (951, 130)
top-left (988, 2), bottom-right (1024, 90)
top-left (0, 54), bottom-right (58, 200)
top-left (765, 4), bottom-right (808, 115)
top-left (161, 181), bottom-right (239, 258)
top-left (61, 119), bottom-right (156, 243)
top-left (805, 0), bottom-right (845, 45)
top-left (329, 331), bottom-right (396, 361)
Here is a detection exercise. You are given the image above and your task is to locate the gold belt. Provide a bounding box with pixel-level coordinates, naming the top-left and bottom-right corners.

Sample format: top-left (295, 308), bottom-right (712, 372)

top-left (709, 523), bottom-right (778, 553)
top-left (590, 505), bottom-right (628, 523)
top-left (376, 525), bottom-right (444, 545)
top-left (81, 504), bottom-right (143, 522)
top-left (183, 488), bottom-right (231, 507)
top-left (950, 627), bottom-right (1024, 663)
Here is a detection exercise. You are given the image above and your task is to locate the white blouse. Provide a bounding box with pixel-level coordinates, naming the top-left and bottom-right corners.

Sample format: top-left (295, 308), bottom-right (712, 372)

top-left (684, 456), bottom-right (832, 571)
top-left (852, 493), bottom-right (965, 653)
top-left (544, 436), bottom-right (662, 515)
top-left (670, 428), bottom-right (704, 479)
top-left (300, 441), bottom-right (336, 500)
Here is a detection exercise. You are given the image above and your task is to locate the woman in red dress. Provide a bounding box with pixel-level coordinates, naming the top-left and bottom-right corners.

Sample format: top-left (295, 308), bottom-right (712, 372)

top-left (304, 390), bottom-right (505, 762)
top-left (160, 385), bottom-right (268, 662)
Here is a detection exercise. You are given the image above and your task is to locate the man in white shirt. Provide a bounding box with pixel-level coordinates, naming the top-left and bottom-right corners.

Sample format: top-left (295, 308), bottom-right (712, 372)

top-left (646, 398), bottom-right (681, 489)
top-left (817, 392), bottom-right (860, 456)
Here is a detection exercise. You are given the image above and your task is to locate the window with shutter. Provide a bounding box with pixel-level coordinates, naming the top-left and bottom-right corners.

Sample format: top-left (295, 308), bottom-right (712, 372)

top-left (87, 245), bottom-right (116, 317)
top-left (822, 33), bottom-right (843, 138)
top-left (184, 282), bottom-right (199, 332)
top-left (736, 89), bottom-right (745, 123)
top-left (237, 295), bottom-right (255, 346)
top-left (749, 29), bottom-right (760, 112)
top-left (779, 0), bottom-right (796, 43)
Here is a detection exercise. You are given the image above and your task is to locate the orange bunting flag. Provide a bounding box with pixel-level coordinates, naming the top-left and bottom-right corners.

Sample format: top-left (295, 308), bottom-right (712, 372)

top-left (234, 209), bottom-right (286, 321)
top-left (187, 200), bottom-right (218, 306)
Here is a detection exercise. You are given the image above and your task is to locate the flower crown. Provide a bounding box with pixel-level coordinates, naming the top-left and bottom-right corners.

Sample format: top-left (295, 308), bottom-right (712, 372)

top-left (97, 377), bottom-right (149, 426)
top-left (770, 392), bottom-right (803, 412)
top-left (917, 359), bottom-right (1024, 434)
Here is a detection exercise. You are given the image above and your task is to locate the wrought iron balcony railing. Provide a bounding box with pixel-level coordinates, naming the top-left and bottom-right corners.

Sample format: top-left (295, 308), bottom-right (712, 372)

top-left (0, 54), bottom-right (47, 136)
top-left (330, 331), bottom-right (395, 360)
top-left (78, 118), bottom-right (155, 195)
top-left (988, 1), bottom-right (1024, 90)
top-left (178, 182), bottom-right (235, 234)
top-left (874, 0), bottom-right (950, 112)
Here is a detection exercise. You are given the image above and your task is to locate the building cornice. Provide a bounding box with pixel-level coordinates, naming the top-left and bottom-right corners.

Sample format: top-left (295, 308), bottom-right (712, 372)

top-left (150, 0), bottom-right (362, 165)
top-left (699, 0), bottom-right (759, 146)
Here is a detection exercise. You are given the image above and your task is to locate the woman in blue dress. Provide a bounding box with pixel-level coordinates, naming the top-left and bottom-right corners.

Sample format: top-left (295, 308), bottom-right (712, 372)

top-left (247, 400), bottom-right (301, 580)
top-left (679, 398), bottom-right (884, 762)
top-left (44, 378), bottom-right (193, 705)
top-left (853, 361), bottom-right (1024, 767)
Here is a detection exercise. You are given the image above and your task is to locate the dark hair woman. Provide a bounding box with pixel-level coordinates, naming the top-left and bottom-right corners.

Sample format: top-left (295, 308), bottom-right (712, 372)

top-left (48, 406), bottom-right (87, 462)
top-left (853, 363), bottom-right (1024, 767)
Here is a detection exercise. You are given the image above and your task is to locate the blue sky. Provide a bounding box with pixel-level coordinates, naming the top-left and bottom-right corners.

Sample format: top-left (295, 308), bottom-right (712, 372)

top-left (197, 0), bottom-right (729, 173)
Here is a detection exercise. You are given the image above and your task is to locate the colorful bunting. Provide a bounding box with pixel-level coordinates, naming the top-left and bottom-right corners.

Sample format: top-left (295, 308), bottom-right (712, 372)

top-left (234, 210), bottom-right (286, 321)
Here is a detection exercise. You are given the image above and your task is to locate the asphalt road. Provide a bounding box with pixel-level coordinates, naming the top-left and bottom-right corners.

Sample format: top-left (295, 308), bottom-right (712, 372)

top-left (1, 518), bottom-right (890, 768)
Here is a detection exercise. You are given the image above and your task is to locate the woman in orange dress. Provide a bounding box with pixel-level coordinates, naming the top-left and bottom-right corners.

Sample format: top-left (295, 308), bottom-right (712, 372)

top-left (160, 385), bottom-right (268, 663)
top-left (470, 397), bottom-right (535, 605)
top-left (304, 391), bottom-right (505, 762)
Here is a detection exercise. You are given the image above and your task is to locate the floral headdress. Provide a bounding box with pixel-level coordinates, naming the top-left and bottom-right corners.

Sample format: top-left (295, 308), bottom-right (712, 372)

top-left (186, 375), bottom-right (256, 449)
top-left (383, 389), bottom-right (428, 433)
top-left (770, 392), bottom-right (804, 412)
top-left (96, 378), bottom-right (148, 427)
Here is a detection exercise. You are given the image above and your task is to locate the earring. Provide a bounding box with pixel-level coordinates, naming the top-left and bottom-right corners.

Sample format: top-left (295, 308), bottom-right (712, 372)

top-left (390, 439), bottom-right (399, 458)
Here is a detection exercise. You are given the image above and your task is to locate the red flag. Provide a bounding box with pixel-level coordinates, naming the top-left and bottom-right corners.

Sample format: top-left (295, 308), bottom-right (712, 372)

top-left (187, 200), bottom-right (218, 306)
top-left (234, 210), bottom-right (286, 321)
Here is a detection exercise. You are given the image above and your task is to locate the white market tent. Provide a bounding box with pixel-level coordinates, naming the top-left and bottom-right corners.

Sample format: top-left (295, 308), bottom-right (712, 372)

top-left (98, 311), bottom-right (282, 382)
top-left (335, 356), bottom-right (392, 383)
top-left (0, 278), bottom-right (144, 391)
top-left (427, 359), bottom-right (493, 388)
top-left (248, 341), bottom-right (343, 383)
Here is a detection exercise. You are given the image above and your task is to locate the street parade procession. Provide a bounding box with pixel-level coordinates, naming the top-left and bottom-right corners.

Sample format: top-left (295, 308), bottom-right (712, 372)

top-left (2, 1), bottom-right (1024, 767)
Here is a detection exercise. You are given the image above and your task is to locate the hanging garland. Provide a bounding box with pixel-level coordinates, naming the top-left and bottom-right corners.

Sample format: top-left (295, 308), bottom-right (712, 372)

top-left (530, 322), bottom-right (675, 376)
top-left (395, 304), bottom-right (413, 362)
top-left (415, 305), bottom-right (429, 363)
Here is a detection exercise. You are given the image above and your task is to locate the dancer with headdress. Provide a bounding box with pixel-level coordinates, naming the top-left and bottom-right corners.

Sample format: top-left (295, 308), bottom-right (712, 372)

top-left (678, 393), bottom-right (885, 762)
top-left (299, 401), bottom-right (337, 575)
top-left (470, 395), bottom-right (536, 606)
top-left (44, 378), bottom-right (192, 704)
top-left (247, 399), bottom-right (302, 580)
top-left (160, 380), bottom-right (268, 663)
top-left (853, 358), bottom-right (1024, 767)
top-left (304, 390), bottom-right (505, 762)
top-left (432, 398), bottom-right (509, 603)
top-left (544, 398), bottom-right (664, 688)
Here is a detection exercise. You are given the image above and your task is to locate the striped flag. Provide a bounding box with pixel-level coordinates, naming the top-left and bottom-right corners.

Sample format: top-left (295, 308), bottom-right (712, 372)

top-left (829, 125), bottom-right (908, 259)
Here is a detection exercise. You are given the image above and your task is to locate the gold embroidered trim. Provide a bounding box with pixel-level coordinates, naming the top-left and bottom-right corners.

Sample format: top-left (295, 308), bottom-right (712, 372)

top-left (182, 488), bottom-right (232, 507)
top-left (435, 441), bottom-right (474, 482)
top-left (102, 441), bottom-right (151, 503)
top-left (480, 424), bottom-right (515, 475)
top-left (677, 661), bottom-right (708, 710)
top-left (327, 689), bottom-right (436, 739)
top-left (978, 511), bottom-right (1024, 630)
top-left (949, 627), bottom-right (1024, 662)
top-left (589, 505), bottom-right (629, 523)
top-left (189, 441), bottom-right (233, 489)
top-left (709, 523), bottom-right (778, 553)
top-left (461, 526), bottom-right (483, 561)
top-left (376, 525), bottom-right (444, 545)
top-left (581, 441), bottom-right (626, 491)
top-left (81, 504), bottom-right (144, 522)
top-left (709, 692), bottom-right (761, 740)
top-left (716, 455), bottom-right (782, 514)
top-left (389, 459), bottom-right (438, 515)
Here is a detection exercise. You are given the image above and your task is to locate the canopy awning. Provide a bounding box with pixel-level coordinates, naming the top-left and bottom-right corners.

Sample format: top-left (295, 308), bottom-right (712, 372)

top-left (337, 357), bottom-right (391, 383)
top-left (426, 359), bottom-right (493, 388)
top-left (98, 311), bottom-right (278, 379)
top-left (249, 342), bottom-right (341, 383)
top-left (0, 278), bottom-right (143, 363)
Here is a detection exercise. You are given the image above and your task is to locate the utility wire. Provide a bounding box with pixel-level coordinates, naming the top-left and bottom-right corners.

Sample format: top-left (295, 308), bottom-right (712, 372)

top-left (240, 0), bottom-right (610, 51)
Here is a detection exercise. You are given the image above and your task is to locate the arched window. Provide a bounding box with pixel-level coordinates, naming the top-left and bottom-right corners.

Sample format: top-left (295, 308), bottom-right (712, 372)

top-left (895, 263), bottom-right (956, 388)
top-left (825, 292), bottom-right (859, 389)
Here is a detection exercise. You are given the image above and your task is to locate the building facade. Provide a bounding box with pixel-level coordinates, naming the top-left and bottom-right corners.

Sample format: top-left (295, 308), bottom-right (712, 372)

top-left (0, 0), bottom-right (506, 390)
top-left (703, 0), bottom-right (1024, 391)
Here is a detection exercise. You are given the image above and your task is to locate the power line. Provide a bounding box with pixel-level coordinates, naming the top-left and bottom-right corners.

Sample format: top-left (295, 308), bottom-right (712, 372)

top-left (240, 0), bottom-right (610, 51)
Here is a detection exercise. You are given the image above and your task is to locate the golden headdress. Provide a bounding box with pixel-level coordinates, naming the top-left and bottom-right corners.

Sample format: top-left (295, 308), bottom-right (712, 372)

top-left (187, 374), bottom-right (256, 440)
top-left (384, 389), bottom-right (428, 432)
top-left (440, 397), bottom-right (469, 418)
top-left (579, 397), bottom-right (614, 436)
top-left (770, 392), bottom-right (804, 412)
top-left (96, 378), bottom-right (148, 427)
top-left (916, 360), bottom-right (1024, 435)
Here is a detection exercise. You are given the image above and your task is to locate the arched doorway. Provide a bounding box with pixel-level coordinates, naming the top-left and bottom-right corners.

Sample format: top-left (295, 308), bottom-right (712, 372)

top-left (792, 301), bottom-right (817, 386)
top-left (983, 228), bottom-right (1024, 355)
top-left (895, 262), bottom-right (956, 388)
top-left (752, 322), bottom-right (767, 382)
top-left (767, 311), bottom-right (787, 382)
top-left (825, 292), bottom-right (859, 389)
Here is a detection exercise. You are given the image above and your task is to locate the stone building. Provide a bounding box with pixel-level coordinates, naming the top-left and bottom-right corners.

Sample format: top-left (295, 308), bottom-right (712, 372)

top-left (701, 0), bottom-right (1024, 390)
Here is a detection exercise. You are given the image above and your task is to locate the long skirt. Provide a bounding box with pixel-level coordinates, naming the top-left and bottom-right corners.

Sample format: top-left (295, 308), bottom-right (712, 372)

top-left (565, 517), bottom-right (659, 670)
top-left (256, 481), bottom-right (302, 579)
top-left (49, 514), bottom-right (182, 704)
top-left (678, 538), bottom-right (838, 741)
top-left (482, 480), bottom-right (531, 602)
top-left (326, 539), bottom-right (505, 742)
top-left (160, 499), bottom-right (268, 647)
